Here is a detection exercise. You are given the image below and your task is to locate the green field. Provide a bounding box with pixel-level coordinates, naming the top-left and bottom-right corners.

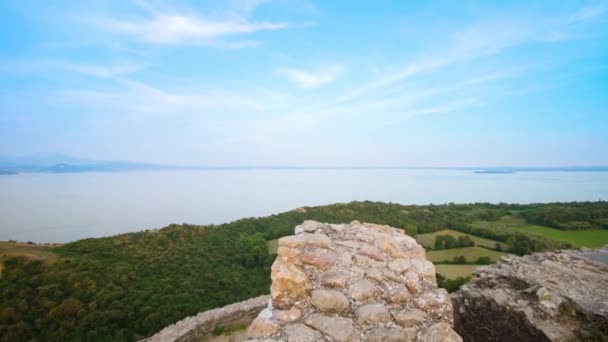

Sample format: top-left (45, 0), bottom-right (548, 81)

top-left (472, 218), bottom-right (608, 248)
top-left (415, 229), bottom-right (507, 250)
top-left (515, 225), bottom-right (608, 248)
top-left (426, 246), bottom-right (507, 263)
top-left (268, 238), bottom-right (279, 254)
top-left (434, 264), bottom-right (478, 279)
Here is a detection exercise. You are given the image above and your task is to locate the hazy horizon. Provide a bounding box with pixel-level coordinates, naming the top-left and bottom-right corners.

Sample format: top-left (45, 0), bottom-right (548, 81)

top-left (1, 1), bottom-right (607, 167)
top-left (3, 169), bottom-right (607, 243)
top-left (3, 151), bottom-right (608, 170)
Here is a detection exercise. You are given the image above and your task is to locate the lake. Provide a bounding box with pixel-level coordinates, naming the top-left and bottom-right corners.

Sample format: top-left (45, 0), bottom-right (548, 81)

top-left (1, 169), bottom-right (607, 243)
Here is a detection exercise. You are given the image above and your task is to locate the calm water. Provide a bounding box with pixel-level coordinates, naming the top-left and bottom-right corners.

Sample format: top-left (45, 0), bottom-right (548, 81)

top-left (1, 170), bottom-right (607, 243)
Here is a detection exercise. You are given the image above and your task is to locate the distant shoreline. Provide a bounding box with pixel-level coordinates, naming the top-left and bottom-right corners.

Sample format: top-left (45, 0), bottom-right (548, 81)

top-left (2, 164), bottom-right (608, 174)
top-left (474, 170), bottom-right (516, 174)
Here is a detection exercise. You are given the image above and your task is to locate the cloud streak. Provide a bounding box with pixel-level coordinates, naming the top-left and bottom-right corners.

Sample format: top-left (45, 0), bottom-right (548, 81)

top-left (278, 65), bottom-right (345, 88)
top-left (99, 14), bottom-right (287, 44)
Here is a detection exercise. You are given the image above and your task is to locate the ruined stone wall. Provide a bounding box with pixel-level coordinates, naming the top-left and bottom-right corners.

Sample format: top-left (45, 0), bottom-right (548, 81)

top-left (246, 220), bottom-right (461, 341)
top-left (147, 295), bottom-right (269, 342)
top-left (452, 247), bottom-right (608, 342)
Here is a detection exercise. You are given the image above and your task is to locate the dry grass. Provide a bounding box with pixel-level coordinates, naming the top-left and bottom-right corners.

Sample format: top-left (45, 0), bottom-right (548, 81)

top-left (434, 264), bottom-right (478, 279)
top-left (0, 241), bottom-right (60, 276)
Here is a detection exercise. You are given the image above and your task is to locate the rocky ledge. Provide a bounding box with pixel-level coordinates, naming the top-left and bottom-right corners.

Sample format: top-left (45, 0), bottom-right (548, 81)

top-left (452, 247), bottom-right (608, 341)
top-left (148, 295), bottom-right (270, 342)
top-left (246, 220), bottom-right (462, 341)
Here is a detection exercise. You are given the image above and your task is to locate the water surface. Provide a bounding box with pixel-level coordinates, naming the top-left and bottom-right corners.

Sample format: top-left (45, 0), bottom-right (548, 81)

top-left (1, 170), bottom-right (607, 243)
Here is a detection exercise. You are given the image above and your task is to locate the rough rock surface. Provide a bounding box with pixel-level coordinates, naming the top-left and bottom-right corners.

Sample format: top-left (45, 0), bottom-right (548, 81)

top-left (452, 247), bottom-right (608, 342)
top-left (148, 295), bottom-right (270, 342)
top-left (247, 220), bottom-right (460, 341)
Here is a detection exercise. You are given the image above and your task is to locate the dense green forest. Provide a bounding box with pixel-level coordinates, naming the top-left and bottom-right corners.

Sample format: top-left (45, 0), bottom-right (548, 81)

top-left (1, 201), bottom-right (607, 341)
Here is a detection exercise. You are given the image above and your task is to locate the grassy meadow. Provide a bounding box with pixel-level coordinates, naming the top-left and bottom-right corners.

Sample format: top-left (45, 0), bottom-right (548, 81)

top-left (415, 229), bottom-right (508, 250)
top-left (426, 246), bottom-right (507, 263)
top-left (515, 225), bottom-right (608, 247)
top-left (434, 264), bottom-right (479, 279)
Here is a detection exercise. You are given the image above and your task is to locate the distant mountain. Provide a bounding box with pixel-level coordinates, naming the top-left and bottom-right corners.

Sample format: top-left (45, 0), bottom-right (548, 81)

top-left (0, 169), bottom-right (18, 175)
top-left (39, 162), bottom-right (170, 173)
top-left (0, 154), bottom-right (173, 173)
top-left (1, 153), bottom-right (607, 173)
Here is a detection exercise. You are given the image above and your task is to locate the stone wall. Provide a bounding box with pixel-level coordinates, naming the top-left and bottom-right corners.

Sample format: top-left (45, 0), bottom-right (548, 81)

top-left (452, 247), bottom-right (608, 341)
top-left (246, 220), bottom-right (461, 341)
top-left (147, 295), bottom-right (269, 342)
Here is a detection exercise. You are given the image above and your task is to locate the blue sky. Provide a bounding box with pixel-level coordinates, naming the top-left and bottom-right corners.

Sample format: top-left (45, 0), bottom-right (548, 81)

top-left (0, 0), bottom-right (607, 167)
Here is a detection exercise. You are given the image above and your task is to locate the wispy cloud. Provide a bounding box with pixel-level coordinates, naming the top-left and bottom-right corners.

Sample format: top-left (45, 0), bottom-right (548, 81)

top-left (331, 9), bottom-right (587, 107)
top-left (85, 0), bottom-right (288, 45)
top-left (569, 1), bottom-right (608, 23)
top-left (99, 14), bottom-right (287, 44)
top-left (278, 65), bottom-right (345, 88)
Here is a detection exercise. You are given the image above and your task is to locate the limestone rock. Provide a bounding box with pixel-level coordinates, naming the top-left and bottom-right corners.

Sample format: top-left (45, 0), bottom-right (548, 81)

top-left (388, 258), bottom-right (409, 274)
top-left (391, 309), bottom-right (426, 327)
top-left (415, 289), bottom-right (453, 323)
top-left (305, 233), bottom-right (332, 249)
top-left (277, 246), bottom-right (301, 260)
top-left (283, 323), bottom-right (322, 342)
top-left (310, 289), bottom-right (350, 313)
top-left (367, 327), bottom-right (414, 342)
top-left (273, 306), bottom-right (302, 323)
top-left (321, 270), bottom-right (349, 288)
top-left (416, 322), bottom-right (462, 342)
top-left (356, 303), bottom-right (391, 325)
top-left (365, 268), bottom-right (384, 283)
top-left (270, 259), bottom-right (311, 309)
top-left (389, 287), bottom-right (411, 304)
top-left (247, 220), bottom-right (460, 341)
top-left (299, 249), bottom-right (337, 270)
top-left (452, 247), bottom-right (608, 341)
top-left (247, 309), bottom-right (279, 338)
top-left (278, 234), bottom-right (308, 249)
top-left (348, 279), bottom-right (379, 301)
top-left (294, 220), bottom-right (321, 234)
top-left (148, 295), bottom-right (270, 342)
top-left (358, 246), bottom-right (385, 261)
top-left (304, 314), bottom-right (354, 342)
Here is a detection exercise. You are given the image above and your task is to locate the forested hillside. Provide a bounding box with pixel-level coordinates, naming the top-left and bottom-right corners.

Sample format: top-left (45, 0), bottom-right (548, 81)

top-left (1, 201), bottom-right (607, 341)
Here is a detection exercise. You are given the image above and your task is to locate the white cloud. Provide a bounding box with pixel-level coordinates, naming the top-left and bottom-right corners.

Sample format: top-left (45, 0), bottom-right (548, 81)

top-left (100, 14), bottom-right (287, 44)
top-left (332, 12), bottom-right (580, 107)
top-left (278, 65), bottom-right (345, 88)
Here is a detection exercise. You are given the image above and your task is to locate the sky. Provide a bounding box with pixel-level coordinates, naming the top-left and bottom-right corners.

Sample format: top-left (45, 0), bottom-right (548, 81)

top-left (0, 0), bottom-right (607, 167)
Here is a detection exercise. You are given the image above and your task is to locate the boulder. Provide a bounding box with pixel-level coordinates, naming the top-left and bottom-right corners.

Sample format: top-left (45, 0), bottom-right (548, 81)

top-left (452, 247), bottom-right (608, 341)
top-left (348, 279), bottom-right (379, 302)
top-left (356, 303), bottom-right (391, 325)
top-left (310, 289), bottom-right (350, 313)
top-left (303, 314), bottom-right (354, 341)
